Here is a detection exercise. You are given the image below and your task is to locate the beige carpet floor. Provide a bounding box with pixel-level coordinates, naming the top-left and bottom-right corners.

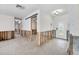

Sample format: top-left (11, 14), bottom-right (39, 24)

top-left (0, 34), bottom-right (68, 55)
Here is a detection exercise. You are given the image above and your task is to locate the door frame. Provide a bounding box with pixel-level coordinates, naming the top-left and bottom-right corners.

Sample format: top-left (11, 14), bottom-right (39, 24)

top-left (30, 14), bottom-right (38, 35)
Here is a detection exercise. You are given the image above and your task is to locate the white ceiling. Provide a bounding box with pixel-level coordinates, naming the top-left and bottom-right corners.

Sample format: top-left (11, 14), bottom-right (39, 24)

top-left (0, 4), bottom-right (78, 18)
top-left (0, 4), bottom-right (39, 18)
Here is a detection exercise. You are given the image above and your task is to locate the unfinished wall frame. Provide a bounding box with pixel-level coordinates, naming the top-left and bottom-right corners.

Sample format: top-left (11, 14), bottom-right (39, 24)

top-left (21, 10), bottom-right (54, 45)
top-left (21, 30), bottom-right (32, 40)
top-left (21, 13), bottom-right (38, 41)
top-left (30, 14), bottom-right (37, 35)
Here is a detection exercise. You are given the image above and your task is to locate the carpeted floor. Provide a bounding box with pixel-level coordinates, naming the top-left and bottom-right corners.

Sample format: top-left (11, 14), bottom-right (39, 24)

top-left (0, 34), bottom-right (68, 55)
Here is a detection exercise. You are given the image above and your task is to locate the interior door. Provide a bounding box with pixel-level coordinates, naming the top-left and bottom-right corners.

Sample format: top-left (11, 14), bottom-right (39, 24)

top-left (56, 23), bottom-right (67, 39)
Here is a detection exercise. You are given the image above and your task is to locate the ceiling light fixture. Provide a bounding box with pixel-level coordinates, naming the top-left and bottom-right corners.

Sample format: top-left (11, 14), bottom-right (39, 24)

top-left (16, 4), bottom-right (25, 9)
top-left (51, 9), bottom-right (66, 16)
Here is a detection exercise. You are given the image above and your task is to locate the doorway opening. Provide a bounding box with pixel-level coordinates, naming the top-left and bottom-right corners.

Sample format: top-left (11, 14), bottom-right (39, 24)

top-left (56, 23), bottom-right (67, 39)
top-left (31, 14), bottom-right (37, 35)
top-left (14, 17), bottom-right (22, 38)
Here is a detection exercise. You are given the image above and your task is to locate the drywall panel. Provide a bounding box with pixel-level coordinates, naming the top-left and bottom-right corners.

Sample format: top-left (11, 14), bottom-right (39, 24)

top-left (0, 15), bottom-right (14, 31)
top-left (40, 13), bottom-right (53, 32)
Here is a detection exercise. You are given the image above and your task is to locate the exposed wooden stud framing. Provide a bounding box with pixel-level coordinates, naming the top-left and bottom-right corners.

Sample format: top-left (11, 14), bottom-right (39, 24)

top-left (21, 30), bottom-right (32, 40)
top-left (11, 31), bottom-right (15, 39)
top-left (37, 32), bottom-right (41, 45)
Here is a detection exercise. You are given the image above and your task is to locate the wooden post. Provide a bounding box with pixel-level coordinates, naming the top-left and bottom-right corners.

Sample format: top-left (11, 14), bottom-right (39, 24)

top-left (29, 30), bottom-right (32, 41)
top-left (37, 32), bottom-right (41, 46)
top-left (11, 31), bottom-right (15, 39)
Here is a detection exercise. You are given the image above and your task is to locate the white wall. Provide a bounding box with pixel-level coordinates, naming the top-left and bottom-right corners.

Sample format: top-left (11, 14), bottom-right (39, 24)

top-left (68, 5), bottom-right (79, 36)
top-left (22, 18), bottom-right (31, 31)
top-left (54, 15), bottom-right (69, 30)
top-left (40, 13), bottom-right (53, 32)
top-left (0, 15), bottom-right (15, 31)
top-left (39, 12), bottom-right (68, 33)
